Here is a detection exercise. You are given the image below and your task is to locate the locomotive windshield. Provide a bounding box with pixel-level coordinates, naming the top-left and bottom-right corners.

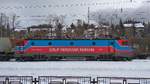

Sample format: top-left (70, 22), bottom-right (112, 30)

top-left (15, 40), bottom-right (27, 46)
top-left (122, 41), bottom-right (128, 46)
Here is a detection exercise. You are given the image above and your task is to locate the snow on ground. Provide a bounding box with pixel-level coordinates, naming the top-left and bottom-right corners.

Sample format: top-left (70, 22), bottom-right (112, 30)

top-left (0, 60), bottom-right (150, 78)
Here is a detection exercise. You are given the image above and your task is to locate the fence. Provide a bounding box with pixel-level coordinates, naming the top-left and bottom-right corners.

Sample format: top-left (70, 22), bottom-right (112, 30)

top-left (97, 77), bottom-right (150, 84)
top-left (38, 76), bottom-right (91, 84)
top-left (0, 76), bottom-right (33, 84)
top-left (0, 76), bottom-right (150, 84)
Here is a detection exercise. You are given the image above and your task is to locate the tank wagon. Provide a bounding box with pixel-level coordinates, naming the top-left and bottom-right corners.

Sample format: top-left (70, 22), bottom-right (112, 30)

top-left (15, 39), bottom-right (134, 61)
top-left (0, 38), bottom-right (14, 61)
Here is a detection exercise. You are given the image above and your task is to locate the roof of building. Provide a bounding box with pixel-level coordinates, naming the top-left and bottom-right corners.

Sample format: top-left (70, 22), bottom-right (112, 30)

top-left (134, 23), bottom-right (144, 28)
top-left (123, 23), bottom-right (144, 28)
top-left (123, 23), bottom-right (133, 27)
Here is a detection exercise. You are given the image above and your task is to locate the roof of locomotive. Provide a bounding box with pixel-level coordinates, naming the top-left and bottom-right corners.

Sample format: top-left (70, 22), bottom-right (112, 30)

top-left (25, 38), bottom-right (121, 40)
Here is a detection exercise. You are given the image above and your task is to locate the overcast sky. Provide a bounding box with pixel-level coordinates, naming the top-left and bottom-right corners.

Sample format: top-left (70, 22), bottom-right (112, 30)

top-left (0, 0), bottom-right (148, 27)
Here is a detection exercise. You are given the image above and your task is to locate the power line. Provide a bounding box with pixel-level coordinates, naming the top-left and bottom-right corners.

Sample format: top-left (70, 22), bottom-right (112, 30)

top-left (0, 1), bottom-right (135, 10)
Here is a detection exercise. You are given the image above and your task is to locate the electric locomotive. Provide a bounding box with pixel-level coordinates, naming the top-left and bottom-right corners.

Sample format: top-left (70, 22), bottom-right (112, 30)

top-left (15, 39), bottom-right (134, 61)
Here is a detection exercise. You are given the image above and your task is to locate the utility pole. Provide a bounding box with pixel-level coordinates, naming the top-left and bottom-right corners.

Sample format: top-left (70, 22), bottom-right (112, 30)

top-left (0, 13), bottom-right (3, 38)
top-left (88, 7), bottom-right (90, 24)
top-left (12, 15), bottom-right (16, 38)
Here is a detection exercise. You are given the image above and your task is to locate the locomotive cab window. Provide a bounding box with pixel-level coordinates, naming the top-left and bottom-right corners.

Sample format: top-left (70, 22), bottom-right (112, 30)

top-left (16, 40), bottom-right (26, 46)
top-left (122, 41), bottom-right (128, 46)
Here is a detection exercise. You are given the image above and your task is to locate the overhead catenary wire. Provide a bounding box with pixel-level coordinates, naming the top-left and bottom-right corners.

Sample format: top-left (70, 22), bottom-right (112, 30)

top-left (0, 0), bottom-right (142, 27)
top-left (0, 0), bottom-right (135, 10)
top-left (0, 0), bottom-right (135, 18)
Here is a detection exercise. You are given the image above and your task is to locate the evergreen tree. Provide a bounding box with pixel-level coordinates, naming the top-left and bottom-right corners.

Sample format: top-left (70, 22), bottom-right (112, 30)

top-left (119, 19), bottom-right (125, 36)
top-left (56, 23), bottom-right (63, 39)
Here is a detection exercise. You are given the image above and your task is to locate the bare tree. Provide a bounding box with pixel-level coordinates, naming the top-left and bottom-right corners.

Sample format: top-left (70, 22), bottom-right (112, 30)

top-left (0, 13), bottom-right (11, 37)
top-left (47, 15), bottom-right (65, 39)
top-left (10, 14), bottom-right (20, 38)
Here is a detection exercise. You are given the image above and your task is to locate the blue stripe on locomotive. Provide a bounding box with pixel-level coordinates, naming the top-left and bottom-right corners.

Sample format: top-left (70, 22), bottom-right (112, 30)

top-left (16, 40), bottom-right (133, 51)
